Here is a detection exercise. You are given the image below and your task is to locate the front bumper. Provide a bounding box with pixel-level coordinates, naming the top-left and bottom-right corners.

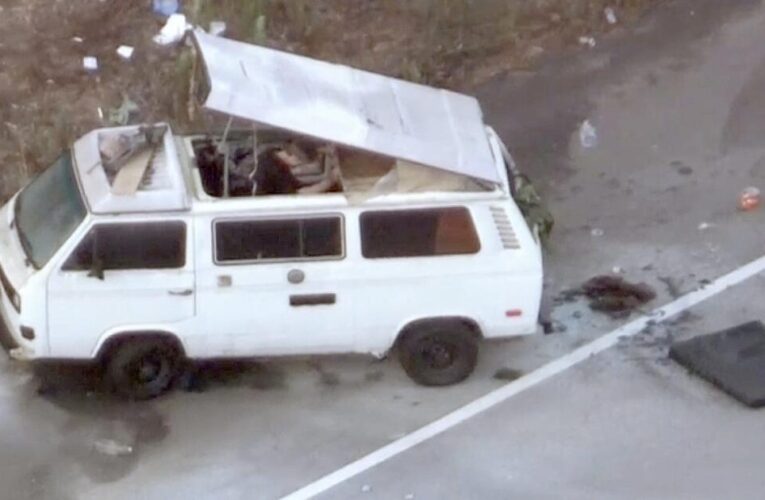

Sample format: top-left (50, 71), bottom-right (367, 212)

top-left (0, 286), bottom-right (31, 360)
top-left (0, 310), bottom-right (18, 353)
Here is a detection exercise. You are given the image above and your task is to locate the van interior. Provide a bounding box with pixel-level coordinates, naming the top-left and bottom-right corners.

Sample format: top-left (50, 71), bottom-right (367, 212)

top-left (189, 128), bottom-right (492, 200)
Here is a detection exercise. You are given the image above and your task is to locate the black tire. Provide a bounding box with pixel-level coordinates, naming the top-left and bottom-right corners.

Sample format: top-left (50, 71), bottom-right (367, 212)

top-left (106, 338), bottom-right (181, 400)
top-left (398, 324), bottom-right (479, 387)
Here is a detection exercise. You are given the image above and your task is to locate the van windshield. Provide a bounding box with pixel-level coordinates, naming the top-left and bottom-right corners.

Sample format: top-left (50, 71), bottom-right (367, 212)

top-left (15, 152), bottom-right (87, 269)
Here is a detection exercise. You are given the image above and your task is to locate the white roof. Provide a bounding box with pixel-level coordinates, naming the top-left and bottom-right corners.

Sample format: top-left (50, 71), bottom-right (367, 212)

top-left (193, 30), bottom-right (500, 183)
top-left (74, 124), bottom-right (190, 214)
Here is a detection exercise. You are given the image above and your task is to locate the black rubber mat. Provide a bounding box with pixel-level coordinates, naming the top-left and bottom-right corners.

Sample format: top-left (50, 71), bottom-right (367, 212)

top-left (670, 321), bottom-right (765, 408)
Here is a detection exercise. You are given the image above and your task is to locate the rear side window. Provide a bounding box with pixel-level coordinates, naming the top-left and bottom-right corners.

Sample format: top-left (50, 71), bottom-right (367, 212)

top-left (63, 222), bottom-right (186, 271)
top-left (215, 216), bottom-right (343, 263)
top-left (360, 207), bottom-right (480, 258)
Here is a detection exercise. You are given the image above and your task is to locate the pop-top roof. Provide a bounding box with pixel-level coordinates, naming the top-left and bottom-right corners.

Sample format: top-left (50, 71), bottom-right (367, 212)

top-left (193, 30), bottom-right (500, 183)
top-left (74, 124), bottom-right (190, 214)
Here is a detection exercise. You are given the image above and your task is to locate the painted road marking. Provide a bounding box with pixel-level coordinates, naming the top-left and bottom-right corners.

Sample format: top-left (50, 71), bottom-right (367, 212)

top-left (281, 254), bottom-right (765, 500)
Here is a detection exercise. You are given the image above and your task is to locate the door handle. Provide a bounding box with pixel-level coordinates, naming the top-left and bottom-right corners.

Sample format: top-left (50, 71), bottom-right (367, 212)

top-left (168, 289), bottom-right (193, 297)
top-left (289, 293), bottom-right (336, 307)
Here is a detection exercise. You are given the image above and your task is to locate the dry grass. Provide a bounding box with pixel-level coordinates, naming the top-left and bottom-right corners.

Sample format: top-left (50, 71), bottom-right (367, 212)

top-left (0, 0), bottom-right (660, 201)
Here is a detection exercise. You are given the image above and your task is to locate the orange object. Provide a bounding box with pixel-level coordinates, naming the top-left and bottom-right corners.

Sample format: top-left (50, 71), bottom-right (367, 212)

top-left (739, 187), bottom-right (761, 212)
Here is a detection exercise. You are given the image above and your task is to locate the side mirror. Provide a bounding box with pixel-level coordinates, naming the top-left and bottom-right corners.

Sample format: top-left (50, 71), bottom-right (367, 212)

top-left (88, 257), bottom-right (105, 281)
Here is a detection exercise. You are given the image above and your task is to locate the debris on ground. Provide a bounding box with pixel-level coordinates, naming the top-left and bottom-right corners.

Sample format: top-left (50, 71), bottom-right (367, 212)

top-left (153, 13), bottom-right (190, 46)
top-left (698, 222), bottom-right (715, 231)
top-left (82, 56), bottom-right (98, 72)
top-left (581, 275), bottom-right (656, 315)
top-left (493, 367), bottom-right (524, 382)
top-left (72, 36), bottom-right (84, 44)
top-left (579, 119), bottom-right (598, 148)
top-left (107, 95), bottom-right (140, 126)
top-left (670, 321), bottom-right (765, 408)
top-left (604, 7), bottom-right (618, 25)
top-left (591, 228), bottom-right (605, 237)
top-left (93, 438), bottom-right (134, 457)
top-left (578, 36), bottom-right (597, 48)
top-left (738, 186), bottom-right (761, 212)
top-left (116, 45), bottom-right (135, 60)
top-left (361, 485), bottom-right (372, 493)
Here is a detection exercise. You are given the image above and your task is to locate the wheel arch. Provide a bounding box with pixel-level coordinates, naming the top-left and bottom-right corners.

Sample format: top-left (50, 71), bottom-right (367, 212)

top-left (94, 330), bottom-right (187, 362)
top-left (394, 316), bottom-right (484, 348)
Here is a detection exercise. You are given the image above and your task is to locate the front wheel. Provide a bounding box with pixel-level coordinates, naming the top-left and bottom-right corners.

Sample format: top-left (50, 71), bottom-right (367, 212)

top-left (106, 339), bottom-right (181, 400)
top-left (398, 325), bottom-right (478, 386)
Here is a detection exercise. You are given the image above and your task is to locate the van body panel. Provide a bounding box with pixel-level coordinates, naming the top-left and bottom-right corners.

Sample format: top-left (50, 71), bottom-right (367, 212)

top-left (46, 214), bottom-right (196, 359)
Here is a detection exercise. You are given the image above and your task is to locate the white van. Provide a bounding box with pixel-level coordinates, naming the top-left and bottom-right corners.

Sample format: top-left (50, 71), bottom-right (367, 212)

top-left (0, 32), bottom-right (543, 398)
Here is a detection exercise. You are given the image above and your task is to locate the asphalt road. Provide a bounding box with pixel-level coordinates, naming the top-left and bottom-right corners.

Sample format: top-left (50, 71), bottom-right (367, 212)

top-left (2, 1), bottom-right (765, 499)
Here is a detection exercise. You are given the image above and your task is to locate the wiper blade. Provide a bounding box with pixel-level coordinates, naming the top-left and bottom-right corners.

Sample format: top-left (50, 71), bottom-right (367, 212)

top-left (13, 199), bottom-right (35, 268)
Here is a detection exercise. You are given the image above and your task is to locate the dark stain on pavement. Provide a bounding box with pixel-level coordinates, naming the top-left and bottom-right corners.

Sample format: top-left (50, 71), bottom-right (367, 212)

top-left (31, 364), bottom-right (170, 485)
top-left (493, 367), bottom-right (524, 382)
top-left (180, 360), bottom-right (288, 392)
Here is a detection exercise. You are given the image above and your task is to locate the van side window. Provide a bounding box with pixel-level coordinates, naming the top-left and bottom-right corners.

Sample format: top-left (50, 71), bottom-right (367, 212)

top-left (215, 216), bottom-right (343, 263)
top-left (360, 207), bottom-right (480, 258)
top-left (62, 222), bottom-right (186, 271)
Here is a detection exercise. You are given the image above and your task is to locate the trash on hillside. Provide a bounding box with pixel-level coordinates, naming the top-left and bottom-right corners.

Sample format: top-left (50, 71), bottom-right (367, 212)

top-left (116, 45), bottom-right (135, 60)
top-left (83, 56), bottom-right (98, 72)
top-left (209, 21), bottom-right (227, 37)
top-left (72, 36), bottom-right (84, 43)
top-left (153, 13), bottom-right (190, 46)
top-left (591, 227), bottom-right (604, 237)
top-left (738, 186), bottom-right (761, 212)
top-left (361, 485), bottom-right (372, 493)
top-left (152, 0), bottom-right (180, 17)
top-left (578, 36), bottom-right (596, 48)
top-left (579, 119), bottom-right (598, 148)
top-left (698, 221), bottom-right (715, 231)
top-left (581, 275), bottom-right (656, 315)
top-left (107, 95), bottom-right (139, 126)
top-left (93, 438), bottom-right (133, 457)
top-left (604, 7), bottom-right (618, 25)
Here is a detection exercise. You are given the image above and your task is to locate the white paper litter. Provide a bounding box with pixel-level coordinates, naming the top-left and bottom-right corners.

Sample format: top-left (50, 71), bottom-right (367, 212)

top-left (579, 120), bottom-right (598, 149)
top-left (72, 36), bottom-right (84, 43)
top-left (153, 13), bottom-right (191, 46)
top-left (116, 45), bottom-right (135, 60)
top-left (604, 7), bottom-right (618, 25)
top-left (578, 36), bottom-right (597, 48)
top-left (83, 56), bottom-right (99, 71)
top-left (93, 439), bottom-right (133, 457)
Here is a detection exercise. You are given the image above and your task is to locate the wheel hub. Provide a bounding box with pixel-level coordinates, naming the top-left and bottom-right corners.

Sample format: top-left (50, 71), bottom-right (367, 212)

top-left (422, 341), bottom-right (455, 369)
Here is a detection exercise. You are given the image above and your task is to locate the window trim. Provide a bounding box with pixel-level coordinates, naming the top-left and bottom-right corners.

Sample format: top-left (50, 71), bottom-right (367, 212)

top-left (60, 220), bottom-right (189, 272)
top-left (359, 206), bottom-right (482, 260)
top-left (212, 213), bottom-right (346, 266)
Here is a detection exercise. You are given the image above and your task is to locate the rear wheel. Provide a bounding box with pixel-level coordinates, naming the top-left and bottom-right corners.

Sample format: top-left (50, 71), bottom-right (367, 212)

top-left (398, 324), bottom-right (478, 386)
top-left (105, 339), bottom-right (181, 400)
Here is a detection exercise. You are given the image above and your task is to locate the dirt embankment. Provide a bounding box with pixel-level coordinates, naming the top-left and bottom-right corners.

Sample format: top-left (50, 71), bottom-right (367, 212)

top-left (0, 0), bottom-right (660, 200)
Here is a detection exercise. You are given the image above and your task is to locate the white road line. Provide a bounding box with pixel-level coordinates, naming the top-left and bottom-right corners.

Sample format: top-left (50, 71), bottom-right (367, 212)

top-left (281, 254), bottom-right (765, 500)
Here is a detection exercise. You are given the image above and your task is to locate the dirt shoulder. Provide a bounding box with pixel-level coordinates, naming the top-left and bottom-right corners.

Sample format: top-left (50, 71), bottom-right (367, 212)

top-left (0, 0), bottom-right (660, 200)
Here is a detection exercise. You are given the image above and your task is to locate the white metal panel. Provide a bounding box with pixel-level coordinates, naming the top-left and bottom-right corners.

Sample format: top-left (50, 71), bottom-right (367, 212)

top-left (193, 30), bottom-right (500, 183)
